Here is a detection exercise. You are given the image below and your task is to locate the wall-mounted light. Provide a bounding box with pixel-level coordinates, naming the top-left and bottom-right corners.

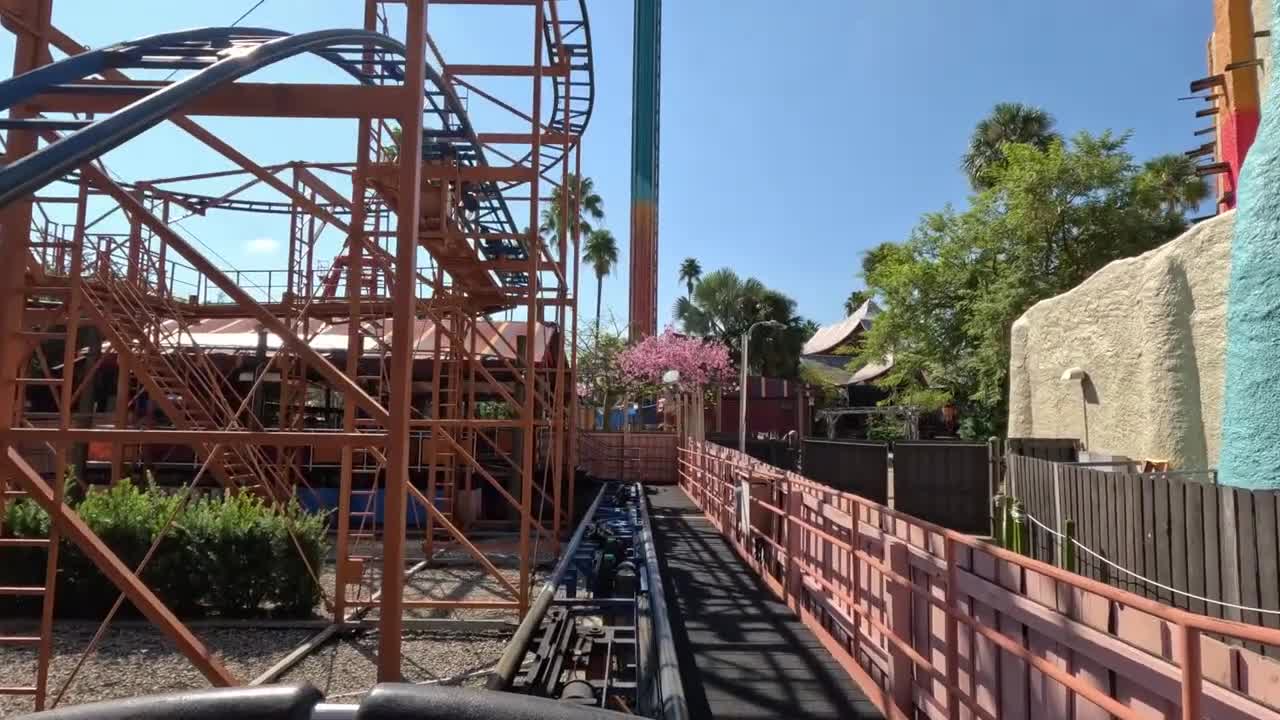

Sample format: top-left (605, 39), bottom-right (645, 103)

top-left (1059, 367), bottom-right (1090, 449)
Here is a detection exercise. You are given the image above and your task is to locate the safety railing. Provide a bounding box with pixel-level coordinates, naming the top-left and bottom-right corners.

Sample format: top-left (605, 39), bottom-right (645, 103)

top-left (677, 440), bottom-right (1280, 720)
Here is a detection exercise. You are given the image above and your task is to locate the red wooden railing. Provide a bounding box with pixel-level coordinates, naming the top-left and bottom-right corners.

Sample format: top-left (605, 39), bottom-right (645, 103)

top-left (676, 440), bottom-right (1280, 720)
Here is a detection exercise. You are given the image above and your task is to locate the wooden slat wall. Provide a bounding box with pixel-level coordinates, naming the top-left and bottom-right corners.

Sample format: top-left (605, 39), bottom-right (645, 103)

top-left (1008, 455), bottom-right (1280, 649)
top-left (577, 431), bottom-right (677, 484)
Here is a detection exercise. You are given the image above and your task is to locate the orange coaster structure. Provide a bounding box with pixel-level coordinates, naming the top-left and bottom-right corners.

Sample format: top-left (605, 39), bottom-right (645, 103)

top-left (0, 0), bottom-right (593, 704)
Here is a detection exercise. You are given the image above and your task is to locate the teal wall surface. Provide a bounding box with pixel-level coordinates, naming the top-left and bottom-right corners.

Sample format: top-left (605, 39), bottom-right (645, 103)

top-left (1220, 0), bottom-right (1280, 489)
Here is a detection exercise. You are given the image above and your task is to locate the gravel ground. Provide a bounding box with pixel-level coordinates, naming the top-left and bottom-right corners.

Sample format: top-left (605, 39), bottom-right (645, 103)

top-left (277, 630), bottom-right (511, 703)
top-left (0, 623), bottom-right (313, 717)
top-left (0, 536), bottom-right (551, 715)
top-left (0, 622), bottom-right (514, 716)
top-left (322, 538), bottom-right (557, 621)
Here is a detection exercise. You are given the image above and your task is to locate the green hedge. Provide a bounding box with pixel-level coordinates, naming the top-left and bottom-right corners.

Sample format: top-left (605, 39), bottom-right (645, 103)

top-left (1, 480), bottom-right (328, 618)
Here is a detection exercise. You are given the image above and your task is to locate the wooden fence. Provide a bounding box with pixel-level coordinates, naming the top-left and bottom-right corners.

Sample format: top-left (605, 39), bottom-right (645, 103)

top-left (679, 441), bottom-right (1280, 720)
top-left (800, 438), bottom-right (889, 504)
top-left (706, 432), bottom-right (799, 470)
top-left (894, 440), bottom-right (993, 535)
top-left (799, 438), bottom-right (992, 534)
top-left (1008, 454), bottom-right (1280, 651)
top-left (577, 431), bottom-right (678, 484)
top-left (1006, 437), bottom-right (1080, 463)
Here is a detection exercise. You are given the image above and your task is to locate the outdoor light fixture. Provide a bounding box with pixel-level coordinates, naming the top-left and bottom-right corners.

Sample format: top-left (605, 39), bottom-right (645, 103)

top-left (1060, 366), bottom-right (1090, 449)
top-left (662, 369), bottom-right (680, 385)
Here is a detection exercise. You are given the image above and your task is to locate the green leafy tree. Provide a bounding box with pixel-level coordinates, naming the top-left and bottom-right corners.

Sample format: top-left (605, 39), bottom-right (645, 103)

top-left (576, 323), bottom-right (630, 430)
top-left (541, 174), bottom-right (604, 250)
top-left (860, 130), bottom-right (1195, 438)
top-left (583, 228), bottom-right (619, 333)
top-left (673, 268), bottom-right (812, 378)
top-left (962, 102), bottom-right (1059, 190)
top-left (678, 257), bottom-right (702, 297)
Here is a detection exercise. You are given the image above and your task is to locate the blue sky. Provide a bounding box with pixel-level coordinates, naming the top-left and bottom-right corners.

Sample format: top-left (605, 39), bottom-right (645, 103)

top-left (4, 0), bottom-right (1213, 328)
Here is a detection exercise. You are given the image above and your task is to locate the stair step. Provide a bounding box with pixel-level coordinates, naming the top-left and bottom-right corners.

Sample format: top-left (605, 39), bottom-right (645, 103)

top-left (0, 586), bottom-right (46, 596)
top-left (0, 687), bottom-right (38, 697)
top-left (2, 489), bottom-right (28, 499)
top-left (0, 538), bottom-right (50, 548)
top-left (15, 377), bottom-right (60, 384)
top-left (17, 331), bottom-right (65, 341)
top-left (0, 635), bottom-right (40, 646)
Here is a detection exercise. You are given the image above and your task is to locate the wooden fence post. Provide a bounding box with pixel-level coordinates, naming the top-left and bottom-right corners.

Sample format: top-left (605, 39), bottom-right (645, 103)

top-left (887, 537), bottom-right (914, 715)
top-left (1219, 487), bottom-right (1243, 623)
top-left (1063, 519), bottom-right (1077, 573)
top-left (1052, 462), bottom-right (1063, 564)
top-left (785, 481), bottom-right (801, 612)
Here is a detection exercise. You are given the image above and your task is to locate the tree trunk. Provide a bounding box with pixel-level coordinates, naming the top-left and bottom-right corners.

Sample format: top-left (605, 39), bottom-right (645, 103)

top-left (594, 273), bottom-right (603, 337)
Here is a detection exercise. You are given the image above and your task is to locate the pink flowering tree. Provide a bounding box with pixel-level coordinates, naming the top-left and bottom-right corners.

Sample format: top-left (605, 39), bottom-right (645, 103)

top-left (616, 327), bottom-right (734, 394)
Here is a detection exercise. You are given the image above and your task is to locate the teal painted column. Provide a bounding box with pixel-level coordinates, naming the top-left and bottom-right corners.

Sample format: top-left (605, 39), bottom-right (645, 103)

top-left (628, 0), bottom-right (660, 341)
top-left (1220, 0), bottom-right (1280, 489)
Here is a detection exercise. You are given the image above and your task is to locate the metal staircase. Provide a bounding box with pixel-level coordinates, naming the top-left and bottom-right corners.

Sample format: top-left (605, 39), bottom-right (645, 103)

top-left (79, 272), bottom-right (289, 500)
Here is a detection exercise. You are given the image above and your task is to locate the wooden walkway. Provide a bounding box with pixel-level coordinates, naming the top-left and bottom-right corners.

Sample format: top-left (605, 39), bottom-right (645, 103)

top-left (646, 485), bottom-right (882, 720)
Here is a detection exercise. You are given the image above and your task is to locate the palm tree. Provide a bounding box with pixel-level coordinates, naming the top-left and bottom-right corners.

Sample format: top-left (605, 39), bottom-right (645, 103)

top-left (962, 102), bottom-right (1059, 190)
top-left (583, 228), bottom-right (618, 333)
top-left (843, 289), bottom-right (871, 316)
top-left (678, 257), bottom-right (702, 297)
top-left (1139, 154), bottom-right (1209, 215)
top-left (541, 174), bottom-right (604, 250)
top-left (673, 268), bottom-right (807, 377)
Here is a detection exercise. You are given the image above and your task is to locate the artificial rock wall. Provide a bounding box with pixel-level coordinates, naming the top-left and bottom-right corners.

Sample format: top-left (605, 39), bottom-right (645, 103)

top-left (1007, 212), bottom-right (1232, 471)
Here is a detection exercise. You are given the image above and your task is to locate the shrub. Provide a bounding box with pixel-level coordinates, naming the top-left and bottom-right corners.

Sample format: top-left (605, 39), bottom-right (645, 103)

top-left (270, 499), bottom-right (329, 615)
top-left (0, 479), bottom-right (329, 618)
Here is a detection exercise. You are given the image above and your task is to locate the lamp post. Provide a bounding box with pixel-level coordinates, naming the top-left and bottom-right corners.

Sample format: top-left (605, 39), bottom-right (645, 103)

top-left (737, 319), bottom-right (783, 544)
top-left (739, 320), bottom-right (784, 453)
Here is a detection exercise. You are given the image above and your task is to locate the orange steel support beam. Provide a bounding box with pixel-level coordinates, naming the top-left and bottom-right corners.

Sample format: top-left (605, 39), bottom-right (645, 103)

top-left (27, 82), bottom-right (404, 118)
top-left (377, 0), bottom-right (427, 682)
top-left (1, 448), bottom-right (238, 686)
top-left (335, 0), bottom-right (381, 625)
top-left (516, 0), bottom-right (545, 617)
top-left (445, 63), bottom-right (567, 77)
top-left (477, 131), bottom-right (574, 145)
top-left (417, 164), bottom-right (536, 182)
top-left (177, 121), bottom-right (351, 232)
top-left (8, 428), bottom-right (386, 446)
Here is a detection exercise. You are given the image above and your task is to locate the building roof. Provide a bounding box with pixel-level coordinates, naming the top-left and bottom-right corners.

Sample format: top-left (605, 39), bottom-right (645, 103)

top-left (849, 355), bottom-right (893, 384)
top-left (800, 357), bottom-right (855, 386)
top-left (801, 299), bottom-right (880, 356)
top-left (128, 318), bottom-right (556, 362)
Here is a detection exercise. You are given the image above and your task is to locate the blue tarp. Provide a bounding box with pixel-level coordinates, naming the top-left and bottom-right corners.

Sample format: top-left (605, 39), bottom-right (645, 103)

top-left (296, 487), bottom-right (448, 528)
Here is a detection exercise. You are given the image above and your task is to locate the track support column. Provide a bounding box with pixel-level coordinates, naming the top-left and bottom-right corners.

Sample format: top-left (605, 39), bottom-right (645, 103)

top-left (378, 0), bottom-right (427, 682)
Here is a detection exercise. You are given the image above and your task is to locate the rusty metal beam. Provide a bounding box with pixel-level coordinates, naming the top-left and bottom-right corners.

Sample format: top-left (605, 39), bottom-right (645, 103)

top-left (27, 82), bottom-right (404, 119)
top-left (8, 428), bottom-right (385, 446)
top-left (477, 131), bottom-right (573, 145)
top-left (446, 63), bottom-right (567, 77)
top-left (176, 121), bottom-right (351, 232)
top-left (418, 164), bottom-right (535, 182)
top-left (378, 0), bottom-right (428, 682)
